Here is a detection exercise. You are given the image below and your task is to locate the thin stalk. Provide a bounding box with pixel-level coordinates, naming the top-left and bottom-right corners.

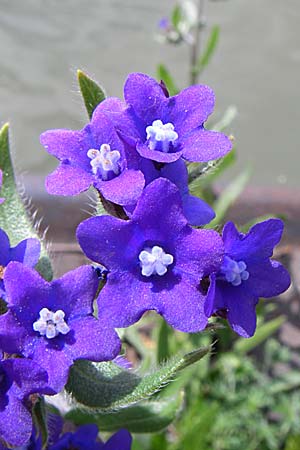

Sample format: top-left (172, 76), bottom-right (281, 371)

top-left (189, 0), bottom-right (207, 85)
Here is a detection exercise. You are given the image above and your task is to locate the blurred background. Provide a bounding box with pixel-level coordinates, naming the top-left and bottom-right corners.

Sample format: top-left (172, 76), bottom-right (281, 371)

top-left (0, 0), bottom-right (299, 187)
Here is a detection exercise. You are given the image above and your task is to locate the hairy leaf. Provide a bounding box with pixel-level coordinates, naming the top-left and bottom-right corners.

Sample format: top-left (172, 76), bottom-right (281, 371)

top-left (66, 395), bottom-right (183, 433)
top-left (0, 123), bottom-right (52, 280)
top-left (77, 69), bottom-right (106, 119)
top-left (66, 346), bottom-right (210, 411)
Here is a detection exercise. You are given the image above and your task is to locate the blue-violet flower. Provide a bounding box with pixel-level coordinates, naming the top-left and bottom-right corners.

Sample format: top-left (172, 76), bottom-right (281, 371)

top-left (0, 357), bottom-right (50, 447)
top-left (0, 228), bottom-right (40, 300)
top-left (0, 264), bottom-right (121, 392)
top-left (96, 72), bottom-right (232, 164)
top-left (205, 219), bottom-right (291, 337)
top-left (77, 178), bottom-right (224, 332)
top-left (40, 112), bottom-right (145, 206)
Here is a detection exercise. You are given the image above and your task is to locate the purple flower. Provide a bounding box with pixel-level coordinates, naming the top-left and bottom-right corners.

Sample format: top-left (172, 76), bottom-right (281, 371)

top-left (50, 424), bottom-right (101, 450)
top-left (40, 112), bottom-right (145, 207)
top-left (0, 264), bottom-right (121, 392)
top-left (0, 170), bottom-right (4, 204)
top-left (96, 72), bottom-right (232, 164)
top-left (77, 178), bottom-right (224, 333)
top-left (205, 219), bottom-right (291, 338)
top-left (158, 17), bottom-right (171, 31)
top-left (130, 158), bottom-right (215, 226)
top-left (0, 228), bottom-right (40, 300)
top-left (50, 426), bottom-right (132, 450)
top-left (0, 357), bottom-right (50, 447)
top-left (99, 429), bottom-right (132, 450)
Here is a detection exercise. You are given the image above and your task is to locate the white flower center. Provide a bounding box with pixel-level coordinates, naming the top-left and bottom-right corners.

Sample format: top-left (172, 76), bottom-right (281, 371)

top-left (87, 143), bottom-right (121, 180)
top-left (146, 120), bottom-right (178, 153)
top-left (139, 245), bottom-right (174, 277)
top-left (221, 256), bottom-right (249, 287)
top-left (33, 307), bottom-right (70, 339)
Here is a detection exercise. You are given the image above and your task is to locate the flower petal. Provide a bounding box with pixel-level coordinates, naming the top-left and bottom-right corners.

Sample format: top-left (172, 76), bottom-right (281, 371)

top-left (97, 272), bottom-right (153, 328)
top-left (224, 219), bottom-right (285, 262)
top-left (246, 259), bottom-right (291, 298)
top-left (0, 228), bottom-right (10, 266)
top-left (124, 73), bottom-right (167, 125)
top-left (46, 163), bottom-right (92, 196)
top-left (96, 169), bottom-right (145, 206)
top-left (31, 339), bottom-right (73, 393)
top-left (3, 262), bottom-right (50, 328)
top-left (175, 228), bottom-right (224, 277)
top-left (77, 216), bottom-right (137, 271)
top-left (152, 272), bottom-right (208, 332)
top-left (226, 286), bottom-right (258, 338)
top-left (0, 394), bottom-right (32, 446)
top-left (3, 358), bottom-right (50, 400)
top-left (40, 129), bottom-right (91, 165)
top-left (132, 178), bottom-right (187, 238)
top-left (180, 128), bottom-right (232, 162)
top-left (163, 84), bottom-right (215, 135)
top-left (104, 429), bottom-right (132, 450)
top-left (66, 316), bottom-right (121, 362)
top-left (9, 238), bottom-right (40, 268)
top-left (90, 110), bottom-right (124, 154)
top-left (136, 141), bottom-right (182, 163)
top-left (51, 265), bottom-right (99, 319)
top-left (182, 193), bottom-right (215, 226)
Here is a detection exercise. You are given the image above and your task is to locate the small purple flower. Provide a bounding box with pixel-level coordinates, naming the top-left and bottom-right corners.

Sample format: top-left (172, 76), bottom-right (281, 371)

top-left (40, 112), bottom-right (145, 207)
top-left (50, 426), bottom-right (132, 450)
top-left (205, 219), bottom-right (291, 338)
top-left (0, 170), bottom-right (4, 204)
top-left (77, 178), bottom-right (223, 332)
top-left (0, 357), bottom-right (50, 447)
top-left (50, 424), bottom-right (101, 450)
top-left (0, 228), bottom-right (40, 300)
top-left (158, 17), bottom-right (171, 31)
top-left (99, 429), bottom-right (132, 450)
top-left (0, 264), bottom-right (121, 392)
top-left (96, 72), bottom-right (232, 164)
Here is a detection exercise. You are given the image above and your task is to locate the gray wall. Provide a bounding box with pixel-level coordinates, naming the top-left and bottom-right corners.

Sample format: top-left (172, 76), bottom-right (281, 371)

top-left (0, 0), bottom-right (299, 187)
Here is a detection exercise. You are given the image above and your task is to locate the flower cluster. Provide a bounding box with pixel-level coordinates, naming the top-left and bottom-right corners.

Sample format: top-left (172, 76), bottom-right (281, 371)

top-left (0, 72), bottom-right (290, 447)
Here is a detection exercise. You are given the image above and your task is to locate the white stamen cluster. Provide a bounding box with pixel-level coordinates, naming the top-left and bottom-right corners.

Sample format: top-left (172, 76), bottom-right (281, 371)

top-left (146, 120), bottom-right (178, 152)
top-left (139, 245), bottom-right (174, 277)
top-left (33, 308), bottom-right (70, 339)
top-left (87, 143), bottom-right (121, 180)
top-left (221, 256), bottom-right (250, 287)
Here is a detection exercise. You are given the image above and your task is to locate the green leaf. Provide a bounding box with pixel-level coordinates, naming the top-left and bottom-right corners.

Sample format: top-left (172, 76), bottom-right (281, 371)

top-left (194, 25), bottom-right (220, 76)
top-left (32, 397), bottom-right (48, 449)
top-left (77, 70), bottom-right (106, 119)
top-left (157, 320), bottom-right (171, 364)
top-left (66, 395), bottom-right (183, 433)
top-left (171, 4), bottom-right (182, 30)
top-left (206, 166), bottom-right (251, 228)
top-left (66, 346), bottom-right (210, 411)
top-left (285, 435), bottom-right (300, 450)
top-left (156, 64), bottom-right (179, 96)
top-left (234, 316), bottom-right (285, 355)
top-left (0, 123), bottom-right (52, 280)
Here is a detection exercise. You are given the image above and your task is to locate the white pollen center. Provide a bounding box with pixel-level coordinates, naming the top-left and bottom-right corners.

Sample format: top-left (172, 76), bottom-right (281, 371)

top-left (139, 245), bottom-right (174, 277)
top-left (146, 120), bottom-right (178, 152)
top-left (33, 307), bottom-right (70, 339)
top-left (87, 143), bottom-right (121, 180)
